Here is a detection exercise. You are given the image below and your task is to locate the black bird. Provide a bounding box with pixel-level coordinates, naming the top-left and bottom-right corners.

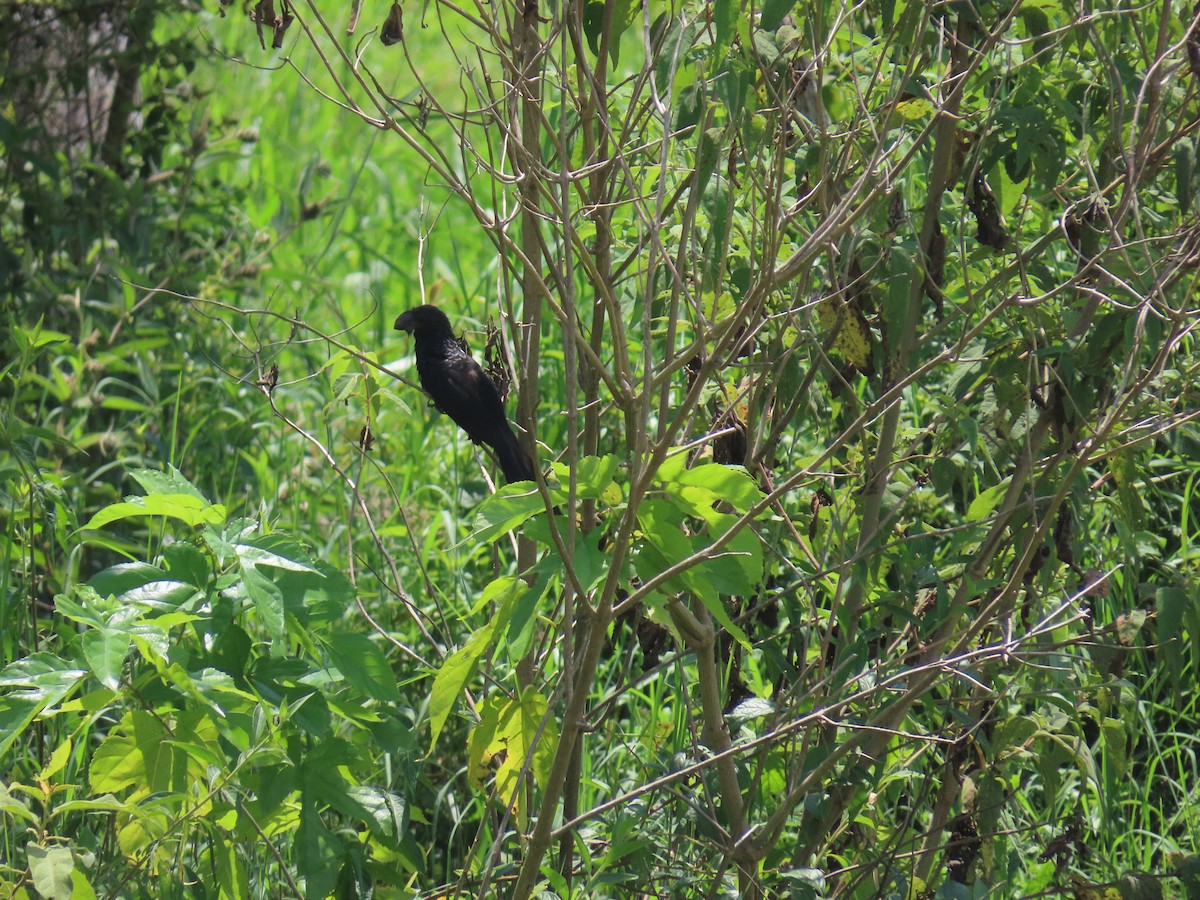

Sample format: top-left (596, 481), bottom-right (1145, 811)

top-left (394, 305), bottom-right (536, 484)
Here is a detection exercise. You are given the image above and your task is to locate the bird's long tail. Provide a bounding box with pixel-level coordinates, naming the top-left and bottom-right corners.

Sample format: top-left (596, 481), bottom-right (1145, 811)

top-left (490, 424), bottom-right (537, 484)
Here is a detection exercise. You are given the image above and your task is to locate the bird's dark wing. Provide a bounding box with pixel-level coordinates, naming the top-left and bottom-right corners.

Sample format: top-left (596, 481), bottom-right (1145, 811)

top-left (415, 341), bottom-right (511, 446)
top-left (398, 309), bottom-right (537, 484)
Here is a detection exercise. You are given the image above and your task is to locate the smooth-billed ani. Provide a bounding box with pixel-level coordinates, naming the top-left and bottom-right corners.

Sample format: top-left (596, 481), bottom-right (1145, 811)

top-left (394, 305), bottom-right (536, 484)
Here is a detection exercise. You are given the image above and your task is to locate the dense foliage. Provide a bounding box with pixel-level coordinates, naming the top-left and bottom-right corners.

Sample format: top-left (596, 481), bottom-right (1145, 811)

top-left (4, 0), bottom-right (1200, 897)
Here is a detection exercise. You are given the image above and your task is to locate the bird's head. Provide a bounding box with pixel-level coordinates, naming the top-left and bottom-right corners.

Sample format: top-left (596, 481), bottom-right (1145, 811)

top-left (394, 305), bottom-right (454, 338)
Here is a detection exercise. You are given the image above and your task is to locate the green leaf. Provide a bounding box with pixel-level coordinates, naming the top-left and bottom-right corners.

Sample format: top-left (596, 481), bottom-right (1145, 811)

top-left (1116, 872), bottom-right (1165, 900)
top-left (231, 537), bottom-right (320, 573)
top-left (467, 691), bottom-right (559, 819)
top-left (79, 493), bottom-right (227, 531)
top-left (89, 709), bottom-right (216, 797)
top-left (0, 781), bottom-right (37, 824)
top-left (761, 0), bottom-right (797, 30)
top-left (989, 715), bottom-right (1037, 759)
top-left (654, 15), bottom-right (702, 89)
top-left (1175, 139), bottom-right (1195, 216)
top-left (213, 838), bottom-right (250, 900)
top-left (344, 784), bottom-right (407, 840)
top-left (80, 628), bottom-right (133, 691)
top-left (469, 483), bottom-right (547, 542)
top-left (163, 540), bottom-right (209, 587)
top-left (967, 482), bottom-right (1008, 521)
top-left (89, 710), bottom-right (170, 794)
top-left (727, 697), bottom-right (774, 723)
top-left (239, 563), bottom-right (285, 642)
top-left (326, 632), bottom-right (401, 703)
top-left (550, 454), bottom-right (620, 498)
top-left (1156, 586), bottom-right (1188, 689)
top-left (298, 790), bottom-right (340, 900)
top-left (0, 655), bottom-right (87, 759)
top-left (690, 588), bottom-right (752, 651)
top-left (662, 460), bottom-right (764, 515)
top-left (1101, 716), bottom-right (1127, 781)
top-left (27, 843), bottom-right (75, 900)
top-left (88, 562), bottom-right (202, 611)
top-left (428, 619), bottom-right (500, 750)
top-left (699, 511), bottom-right (764, 594)
top-left (711, 0), bottom-right (737, 72)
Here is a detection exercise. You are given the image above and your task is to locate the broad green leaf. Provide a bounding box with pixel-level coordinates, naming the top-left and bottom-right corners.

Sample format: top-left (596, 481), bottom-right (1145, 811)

top-left (1101, 717), bottom-right (1127, 781)
top-left (80, 493), bottom-right (227, 531)
top-left (27, 844), bottom-right (74, 900)
top-left (79, 628), bottom-right (133, 691)
top-left (467, 692), bottom-right (558, 821)
top-left (699, 511), bottom-right (764, 593)
top-left (231, 535), bottom-right (320, 573)
top-left (504, 579), bottom-right (543, 662)
top-left (0, 655), bottom-right (87, 758)
top-left (894, 97), bottom-right (934, 121)
top-left (0, 693), bottom-right (51, 760)
top-left (0, 781), bottom-right (37, 824)
top-left (298, 792), bottom-right (340, 900)
top-left (761, 0), bottom-right (797, 30)
top-left (990, 716), bottom-right (1038, 759)
top-left (89, 710), bottom-right (170, 794)
top-left (212, 839), bottom-right (249, 900)
top-left (239, 563), bottom-right (285, 642)
top-left (278, 557), bottom-right (355, 625)
top-left (326, 631), bottom-right (401, 703)
top-left (550, 454), bottom-right (620, 499)
top-left (689, 587), bottom-right (752, 652)
top-left (428, 619), bottom-right (500, 751)
top-left (87, 562), bottom-right (202, 611)
top-left (470, 483), bottom-right (547, 542)
top-left (727, 697), bottom-right (774, 723)
top-left (344, 785), bottom-right (407, 840)
top-left (52, 795), bottom-right (130, 814)
top-left (163, 540), bottom-right (209, 587)
top-left (966, 482), bottom-right (1008, 522)
top-left (711, 0), bottom-right (736, 72)
top-left (14, 321), bottom-right (69, 352)
top-left (89, 709), bottom-right (217, 797)
top-left (1175, 139), bottom-right (1195, 216)
top-left (1156, 587), bottom-right (1188, 688)
top-left (672, 462), bottom-right (764, 514)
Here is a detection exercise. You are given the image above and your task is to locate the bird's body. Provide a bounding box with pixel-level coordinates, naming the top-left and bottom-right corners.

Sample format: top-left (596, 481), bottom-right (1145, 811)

top-left (394, 305), bottom-right (536, 484)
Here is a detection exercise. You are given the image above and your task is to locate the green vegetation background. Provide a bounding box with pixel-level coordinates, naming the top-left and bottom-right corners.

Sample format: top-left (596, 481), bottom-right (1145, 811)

top-left (3, 0), bottom-right (1200, 897)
